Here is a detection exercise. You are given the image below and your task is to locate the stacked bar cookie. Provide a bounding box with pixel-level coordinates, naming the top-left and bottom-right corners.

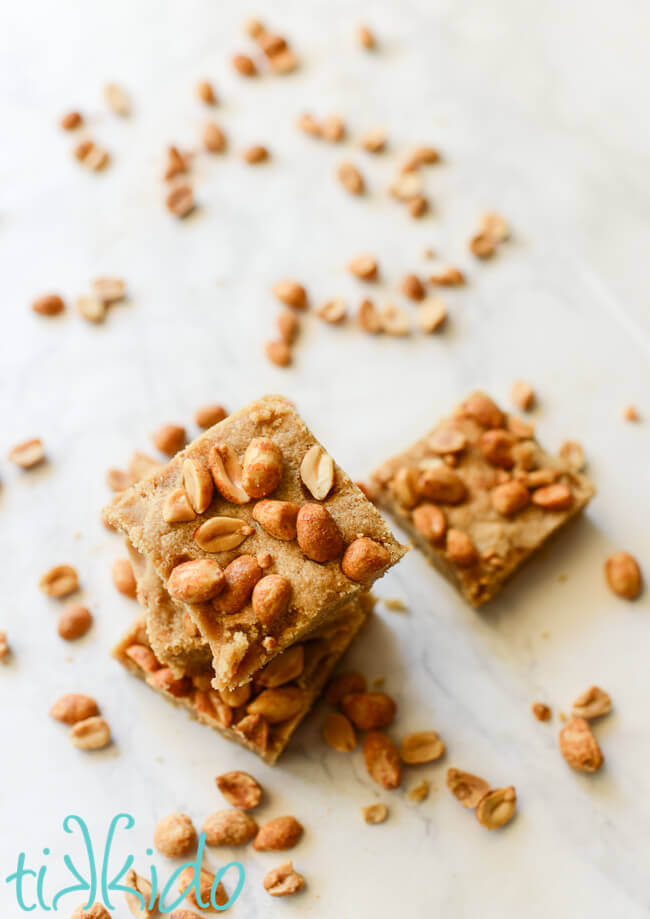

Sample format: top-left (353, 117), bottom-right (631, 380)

top-left (105, 395), bottom-right (406, 764)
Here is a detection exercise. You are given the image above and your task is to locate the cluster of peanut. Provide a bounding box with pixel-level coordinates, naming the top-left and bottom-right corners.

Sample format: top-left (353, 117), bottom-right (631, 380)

top-left (162, 437), bottom-right (390, 635)
top-left (50, 693), bottom-right (111, 752)
top-left (322, 671), bottom-right (445, 798)
top-left (387, 392), bottom-right (577, 569)
top-left (122, 628), bottom-right (321, 758)
top-left (30, 278), bottom-right (127, 325)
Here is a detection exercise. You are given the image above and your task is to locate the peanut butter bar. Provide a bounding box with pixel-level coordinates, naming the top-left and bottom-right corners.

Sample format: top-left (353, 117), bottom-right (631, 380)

top-left (104, 395), bottom-right (406, 689)
top-left (371, 391), bottom-right (595, 606)
top-left (114, 594), bottom-right (372, 764)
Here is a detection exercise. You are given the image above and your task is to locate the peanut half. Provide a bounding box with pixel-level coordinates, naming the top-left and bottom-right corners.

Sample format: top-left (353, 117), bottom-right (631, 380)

top-left (216, 770), bottom-right (262, 809)
top-left (163, 488), bottom-right (197, 523)
top-left (341, 692), bottom-right (396, 730)
top-left (559, 717), bottom-right (603, 773)
top-left (39, 564), bottom-right (79, 598)
top-left (70, 716), bottom-right (111, 751)
top-left (194, 516), bottom-right (254, 553)
top-left (50, 693), bottom-right (99, 725)
top-left (475, 786), bottom-right (517, 830)
top-left (209, 443), bottom-right (250, 504)
top-left (300, 444), bottom-right (335, 500)
top-left (363, 731), bottom-right (402, 790)
top-left (322, 712), bottom-right (356, 752)
top-left (572, 685), bottom-right (612, 720)
top-left (247, 686), bottom-right (305, 724)
top-left (445, 768), bottom-right (490, 808)
top-left (263, 861), bottom-right (305, 897)
top-left (183, 458), bottom-right (214, 513)
top-left (400, 730), bottom-right (445, 765)
top-left (361, 803), bottom-right (388, 824)
top-left (9, 437), bottom-right (45, 468)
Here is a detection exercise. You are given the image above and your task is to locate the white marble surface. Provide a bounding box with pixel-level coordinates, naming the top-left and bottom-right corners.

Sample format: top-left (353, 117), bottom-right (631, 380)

top-left (2, 0), bottom-right (650, 915)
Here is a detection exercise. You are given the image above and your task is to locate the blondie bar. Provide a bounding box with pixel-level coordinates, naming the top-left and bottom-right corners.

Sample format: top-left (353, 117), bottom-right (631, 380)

top-left (371, 391), bottom-right (595, 605)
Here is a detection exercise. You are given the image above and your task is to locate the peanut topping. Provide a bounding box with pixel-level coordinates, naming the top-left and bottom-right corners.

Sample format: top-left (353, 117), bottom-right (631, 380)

top-left (445, 768), bottom-right (490, 808)
top-left (532, 702), bottom-right (551, 721)
top-left (203, 121), bottom-right (227, 153)
top-left (358, 298), bottom-right (382, 333)
top-left (58, 604), bottom-right (92, 641)
top-left (152, 423), bottom-right (186, 456)
top-left (162, 488), bottom-right (197, 523)
top-left (491, 480), bottom-right (530, 516)
top-left (323, 712), bottom-right (356, 752)
top-left (296, 503), bottom-right (344, 562)
top-left (263, 861), bottom-right (305, 897)
top-left (559, 716), bottom-right (603, 772)
top-left (216, 770), bottom-right (262, 809)
top-left (361, 803), bottom-right (388, 824)
top-left (248, 686), bottom-right (305, 723)
top-left (338, 162), bottom-right (364, 194)
top-left (154, 813), bottom-right (197, 857)
top-left (340, 692), bottom-right (396, 730)
top-left (475, 786), bottom-right (517, 829)
top-left (70, 716), bottom-right (111, 751)
top-left (251, 573), bottom-right (292, 626)
top-left (9, 437), bottom-right (45, 468)
top-left (348, 254), bottom-right (378, 281)
top-left (341, 537), bottom-right (390, 583)
top-left (401, 273), bottom-right (425, 301)
top-left (412, 503), bottom-right (447, 543)
top-left (459, 392), bottom-right (504, 428)
top-left (429, 427), bottom-right (467, 454)
top-left (209, 443), bottom-right (250, 504)
top-left (32, 294), bottom-right (65, 316)
top-left (265, 339), bottom-right (292, 367)
top-left (202, 809), bottom-right (258, 846)
top-left (363, 731), bottom-right (402, 790)
top-left (531, 482), bottom-right (572, 511)
top-left (242, 438), bottom-right (284, 498)
top-left (446, 529), bottom-right (478, 566)
top-left (510, 380), bottom-right (535, 411)
top-left (50, 693), bottom-right (99, 725)
top-left (213, 555), bottom-right (262, 614)
top-left (39, 564), bottom-right (79, 598)
top-left (300, 444), bottom-right (335, 500)
top-left (125, 644), bottom-right (159, 673)
top-left (272, 280), bottom-right (308, 310)
top-left (258, 645), bottom-right (304, 687)
top-left (194, 516), bottom-right (254, 552)
top-left (572, 686), bottom-right (612, 720)
top-left (112, 559), bottom-right (137, 598)
top-left (166, 183), bottom-right (195, 218)
top-left (168, 559), bottom-right (225, 603)
top-left (253, 499), bottom-right (300, 540)
top-left (479, 429), bottom-right (516, 468)
top-left (417, 464), bottom-right (467, 504)
top-left (233, 53), bottom-right (257, 75)
top-left (325, 671), bottom-right (367, 706)
top-left (400, 730), bottom-right (445, 764)
top-left (390, 466), bottom-right (418, 508)
top-left (183, 458), bottom-right (214, 513)
top-left (604, 551), bottom-right (642, 599)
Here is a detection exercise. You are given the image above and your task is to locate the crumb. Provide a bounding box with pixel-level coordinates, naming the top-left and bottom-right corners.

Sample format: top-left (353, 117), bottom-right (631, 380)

top-left (531, 702), bottom-right (551, 722)
top-left (623, 405), bottom-right (639, 422)
top-left (383, 598), bottom-right (406, 612)
top-left (408, 779), bottom-right (430, 803)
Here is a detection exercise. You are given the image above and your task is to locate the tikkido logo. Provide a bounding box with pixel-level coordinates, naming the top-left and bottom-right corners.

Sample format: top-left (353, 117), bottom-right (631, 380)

top-left (5, 814), bottom-right (245, 913)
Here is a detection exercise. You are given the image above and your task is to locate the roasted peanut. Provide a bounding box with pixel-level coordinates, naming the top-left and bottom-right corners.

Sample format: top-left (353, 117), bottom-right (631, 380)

top-left (167, 559), bottom-right (225, 603)
top-left (363, 731), bottom-right (402, 790)
top-left (296, 504), bottom-right (344, 562)
top-left (252, 500), bottom-right (300, 540)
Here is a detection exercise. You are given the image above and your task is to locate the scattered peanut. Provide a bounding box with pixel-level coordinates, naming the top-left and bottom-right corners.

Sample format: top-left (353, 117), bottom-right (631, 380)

top-left (363, 731), bottom-right (402, 790)
top-left (322, 712), bottom-right (356, 752)
top-left (263, 861), bottom-right (305, 897)
top-left (50, 693), bottom-right (99, 725)
top-left (361, 803), bottom-right (388, 824)
top-left (9, 438), bottom-right (45, 468)
top-left (338, 162), bottom-right (364, 195)
top-left (32, 294), bottom-right (65, 317)
top-left (58, 604), bottom-right (92, 640)
top-left (152, 423), bottom-right (186, 456)
top-left (604, 551), bottom-right (642, 600)
top-left (532, 702), bottom-right (551, 722)
top-left (154, 813), bottom-right (197, 857)
top-left (475, 786), bottom-right (517, 829)
top-left (400, 730), bottom-right (445, 764)
top-left (254, 816), bottom-right (304, 851)
top-left (70, 716), bottom-right (111, 751)
top-left (559, 716), bottom-right (603, 773)
top-left (112, 559), bottom-right (137, 598)
top-left (194, 403), bottom-right (227, 428)
top-left (445, 768), bottom-right (490, 808)
top-left (572, 685), bottom-right (612, 720)
top-left (203, 809), bottom-right (258, 846)
top-left (216, 770), bottom-right (262, 809)
top-left (39, 564), bottom-right (79, 598)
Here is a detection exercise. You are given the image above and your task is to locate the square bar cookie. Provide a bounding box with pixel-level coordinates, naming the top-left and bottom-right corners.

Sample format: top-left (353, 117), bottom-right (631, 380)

top-left (371, 391), bottom-right (595, 606)
top-left (105, 395), bottom-right (406, 689)
top-left (113, 594), bottom-right (372, 764)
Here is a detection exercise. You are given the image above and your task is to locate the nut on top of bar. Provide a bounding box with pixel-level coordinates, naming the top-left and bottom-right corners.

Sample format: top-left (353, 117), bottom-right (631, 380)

top-left (371, 391), bottom-right (594, 605)
top-left (104, 395), bottom-right (406, 689)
